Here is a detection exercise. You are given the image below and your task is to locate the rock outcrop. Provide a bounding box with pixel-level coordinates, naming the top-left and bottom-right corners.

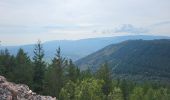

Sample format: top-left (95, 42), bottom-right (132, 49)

top-left (0, 75), bottom-right (56, 100)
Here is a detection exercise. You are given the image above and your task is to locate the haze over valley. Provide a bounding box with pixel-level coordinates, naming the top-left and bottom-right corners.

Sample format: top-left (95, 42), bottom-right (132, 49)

top-left (0, 0), bottom-right (170, 100)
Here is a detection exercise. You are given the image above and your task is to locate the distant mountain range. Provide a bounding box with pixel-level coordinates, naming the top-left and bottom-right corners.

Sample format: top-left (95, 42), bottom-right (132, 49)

top-left (76, 39), bottom-right (170, 82)
top-left (0, 35), bottom-right (170, 61)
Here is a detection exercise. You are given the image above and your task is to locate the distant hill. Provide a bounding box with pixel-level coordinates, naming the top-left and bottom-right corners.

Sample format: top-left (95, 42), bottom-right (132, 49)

top-left (76, 39), bottom-right (170, 82)
top-left (0, 35), bottom-right (169, 61)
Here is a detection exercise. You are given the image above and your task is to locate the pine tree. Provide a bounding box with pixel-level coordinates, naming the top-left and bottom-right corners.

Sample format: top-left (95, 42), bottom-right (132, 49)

top-left (0, 49), bottom-right (16, 79)
top-left (3, 49), bottom-right (11, 76)
top-left (44, 47), bottom-right (66, 97)
top-left (66, 59), bottom-right (80, 82)
top-left (13, 48), bottom-right (33, 87)
top-left (96, 63), bottom-right (112, 96)
top-left (33, 40), bottom-right (46, 93)
top-left (120, 80), bottom-right (130, 100)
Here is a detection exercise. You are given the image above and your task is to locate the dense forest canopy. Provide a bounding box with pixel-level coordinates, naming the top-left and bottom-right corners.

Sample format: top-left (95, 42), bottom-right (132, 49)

top-left (0, 40), bottom-right (170, 100)
top-left (76, 39), bottom-right (170, 83)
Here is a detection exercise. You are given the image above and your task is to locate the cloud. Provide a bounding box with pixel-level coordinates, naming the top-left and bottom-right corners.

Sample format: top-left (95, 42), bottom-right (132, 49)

top-left (150, 21), bottom-right (170, 27)
top-left (115, 24), bottom-right (148, 34)
top-left (0, 0), bottom-right (170, 45)
top-left (147, 21), bottom-right (170, 35)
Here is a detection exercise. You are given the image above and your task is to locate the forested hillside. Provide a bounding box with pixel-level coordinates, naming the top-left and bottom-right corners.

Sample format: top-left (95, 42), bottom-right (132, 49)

top-left (1, 35), bottom-right (169, 61)
top-left (76, 39), bottom-right (170, 82)
top-left (0, 40), bottom-right (170, 100)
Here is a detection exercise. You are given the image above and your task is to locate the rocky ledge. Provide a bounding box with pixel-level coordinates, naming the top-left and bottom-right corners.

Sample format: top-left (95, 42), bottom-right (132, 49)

top-left (0, 75), bottom-right (56, 100)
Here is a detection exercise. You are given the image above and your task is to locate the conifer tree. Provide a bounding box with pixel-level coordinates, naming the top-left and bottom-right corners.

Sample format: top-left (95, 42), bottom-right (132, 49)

top-left (0, 49), bottom-right (16, 79)
top-left (33, 40), bottom-right (46, 93)
top-left (66, 59), bottom-right (80, 82)
top-left (120, 80), bottom-right (130, 100)
top-left (13, 48), bottom-right (33, 87)
top-left (96, 63), bottom-right (112, 96)
top-left (44, 47), bottom-right (66, 97)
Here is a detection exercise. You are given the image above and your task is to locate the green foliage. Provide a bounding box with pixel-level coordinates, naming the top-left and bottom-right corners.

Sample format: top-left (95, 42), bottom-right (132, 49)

top-left (33, 40), bottom-right (46, 93)
top-left (96, 63), bottom-right (112, 95)
top-left (66, 59), bottom-right (80, 82)
top-left (108, 87), bottom-right (123, 100)
top-left (1, 40), bottom-right (170, 100)
top-left (143, 88), bottom-right (170, 100)
top-left (120, 80), bottom-right (134, 100)
top-left (130, 86), bottom-right (170, 100)
top-left (44, 47), bottom-right (66, 98)
top-left (130, 87), bottom-right (144, 100)
top-left (0, 49), bottom-right (16, 78)
top-left (59, 81), bottom-right (76, 100)
top-left (80, 67), bottom-right (93, 80)
top-left (75, 78), bottom-right (104, 100)
top-left (76, 40), bottom-right (170, 80)
top-left (12, 48), bottom-right (33, 87)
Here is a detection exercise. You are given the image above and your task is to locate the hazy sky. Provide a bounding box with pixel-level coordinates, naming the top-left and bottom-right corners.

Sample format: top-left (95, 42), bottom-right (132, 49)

top-left (0, 0), bottom-right (170, 45)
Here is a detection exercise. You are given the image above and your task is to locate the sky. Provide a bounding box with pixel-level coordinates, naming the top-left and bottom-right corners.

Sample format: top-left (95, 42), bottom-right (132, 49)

top-left (0, 0), bottom-right (170, 45)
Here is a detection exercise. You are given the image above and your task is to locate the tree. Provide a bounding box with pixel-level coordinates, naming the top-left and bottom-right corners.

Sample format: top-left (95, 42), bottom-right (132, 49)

top-left (75, 78), bottom-right (104, 100)
top-left (108, 87), bottom-right (123, 100)
top-left (130, 87), bottom-right (144, 100)
top-left (0, 49), bottom-right (16, 79)
top-left (66, 59), bottom-right (80, 82)
top-left (96, 63), bottom-right (112, 95)
top-left (120, 80), bottom-right (132, 100)
top-left (0, 49), bottom-right (8, 75)
top-left (156, 88), bottom-right (170, 100)
top-left (12, 48), bottom-right (33, 87)
top-left (59, 80), bottom-right (76, 100)
top-left (143, 88), bottom-right (155, 100)
top-left (80, 67), bottom-right (93, 80)
top-left (44, 47), bottom-right (66, 98)
top-left (144, 88), bottom-right (170, 100)
top-left (33, 40), bottom-right (46, 93)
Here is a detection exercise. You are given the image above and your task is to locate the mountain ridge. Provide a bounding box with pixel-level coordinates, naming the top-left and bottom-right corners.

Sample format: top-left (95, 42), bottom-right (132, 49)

top-left (76, 39), bottom-right (170, 82)
top-left (0, 35), bottom-right (170, 61)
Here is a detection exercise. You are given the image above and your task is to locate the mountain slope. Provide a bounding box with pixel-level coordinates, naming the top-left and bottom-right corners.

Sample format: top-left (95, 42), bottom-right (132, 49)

top-left (76, 39), bottom-right (170, 81)
top-left (1, 35), bottom-right (169, 61)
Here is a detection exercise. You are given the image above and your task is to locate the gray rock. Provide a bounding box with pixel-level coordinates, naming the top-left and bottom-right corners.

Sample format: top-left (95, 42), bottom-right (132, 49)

top-left (0, 75), bottom-right (56, 100)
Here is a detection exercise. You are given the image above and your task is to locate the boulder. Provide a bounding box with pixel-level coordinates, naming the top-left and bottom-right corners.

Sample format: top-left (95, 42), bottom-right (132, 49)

top-left (0, 75), bottom-right (56, 100)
